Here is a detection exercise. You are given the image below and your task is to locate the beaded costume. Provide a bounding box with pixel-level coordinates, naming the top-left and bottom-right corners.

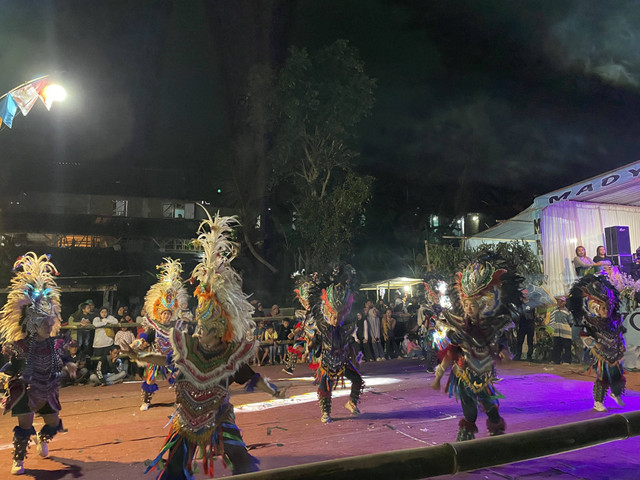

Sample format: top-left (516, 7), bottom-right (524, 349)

top-left (0, 253), bottom-right (68, 475)
top-left (139, 258), bottom-right (189, 411)
top-left (143, 213), bottom-right (284, 479)
top-left (282, 274), bottom-right (319, 375)
top-left (441, 255), bottom-right (521, 441)
top-left (568, 274), bottom-right (626, 412)
top-left (309, 265), bottom-right (364, 423)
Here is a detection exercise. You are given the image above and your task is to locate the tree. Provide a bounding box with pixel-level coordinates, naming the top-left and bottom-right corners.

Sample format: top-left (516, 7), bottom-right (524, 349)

top-left (269, 40), bottom-right (377, 271)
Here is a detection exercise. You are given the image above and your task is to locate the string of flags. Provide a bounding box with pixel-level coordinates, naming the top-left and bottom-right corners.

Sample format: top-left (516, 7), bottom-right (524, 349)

top-left (0, 75), bottom-right (56, 129)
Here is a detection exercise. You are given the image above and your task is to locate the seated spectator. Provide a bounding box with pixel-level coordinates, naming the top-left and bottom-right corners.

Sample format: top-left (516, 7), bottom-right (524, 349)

top-left (89, 345), bottom-right (127, 386)
top-left (60, 340), bottom-right (89, 386)
top-left (261, 322), bottom-right (278, 365)
top-left (403, 334), bottom-right (423, 358)
top-left (267, 304), bottom-right (281, 318)
top-left (135, 307), bottom-right (148, 337)
top-left (572, 245), bottom-right (603, 276)
top-left (593, 245), bottom-right (612, 265)
top-left (253, 320), bottom-right (266, 365)
top-left (114, 326), bottom-right (135, 377)
top-left (276, 318), bottom-right (293, 363)
top-left (130, 333), bottom-right (151, 380)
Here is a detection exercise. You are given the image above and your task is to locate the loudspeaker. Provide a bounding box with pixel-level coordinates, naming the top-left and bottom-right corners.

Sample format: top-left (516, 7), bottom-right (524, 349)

top-left (605, 226), bottom-right (631, 256)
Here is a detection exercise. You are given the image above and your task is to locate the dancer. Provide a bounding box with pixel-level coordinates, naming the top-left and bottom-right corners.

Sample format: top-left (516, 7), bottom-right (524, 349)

top-left (139, 258), bottom-right (189, 411)
top-left (310, 264), bottom-right (364, 423)
top-left (0, 253), bottom-right (75, 475)
top-left (282, 274), bottom-right (318, 375)
top-left (138, 214), bottom-right (286, 478)
top-left (568, 274), bottom-right (626, 412)
top-left (440, 255), bottom-right (521, 441)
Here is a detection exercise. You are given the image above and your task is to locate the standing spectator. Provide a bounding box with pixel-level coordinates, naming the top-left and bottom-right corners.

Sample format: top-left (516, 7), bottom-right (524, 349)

top-left (382, 308), bottom-right (399, 359)
top-left (353, 311), bottom-right (374, 362)
top-left (393, 295), bottom-right (407, 314)
top-left (253, 302), bottom-right (265, 318)
top-left (549, 296), bottom-right (573, 365)
top-left (116, 305), bottom-right (129, 322)
top-left (89, 345), bottom-right (127, 386)
top-left (69, 302), bottom-right (94, 355)
top-left (267, 304), bottom-right (280, 318)
top-left (92, 307), bottom-right (119, 358)
top-left (365, 301), bottom-right (384, 361)
top-left (261, 322), bottom-right (279, 365)
top-left (375, 299), bottom-right (387, 316)
top-left (514, 290), bottom-right (536, 361)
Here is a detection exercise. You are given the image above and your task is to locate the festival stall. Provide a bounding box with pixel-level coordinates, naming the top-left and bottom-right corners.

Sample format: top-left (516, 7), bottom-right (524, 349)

top-left (360, 277), bottom-right (423, 303)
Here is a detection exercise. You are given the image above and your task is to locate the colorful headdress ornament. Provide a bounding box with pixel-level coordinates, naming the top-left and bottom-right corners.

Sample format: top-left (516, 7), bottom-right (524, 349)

top-left (568, 274), bottom-right (621, 327)
top-left (448, 254), bottom-right (521, 320)
top-left (190, 208), bottom-right (253, 343)
top-left (456, 260), bottom-right (505, 300)
top-left (0, 252), bottom-right (61, 342)
top-left (292, 270), bottom-right (316, 311)
top-left (311, 264), bottom-right (356, 325)
top-left (144, 258), bottom-right (188, 323)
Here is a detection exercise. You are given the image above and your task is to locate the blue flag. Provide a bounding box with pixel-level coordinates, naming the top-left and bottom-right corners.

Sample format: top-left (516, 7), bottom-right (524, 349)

top-left (0, 94), bottom-right (19, 128)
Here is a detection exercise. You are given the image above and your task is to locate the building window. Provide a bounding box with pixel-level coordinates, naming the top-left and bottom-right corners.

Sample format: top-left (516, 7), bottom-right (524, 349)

top-left (113, 200), bottom-right (128, 217)
top-left (163, 203), bottom-right (189, 219)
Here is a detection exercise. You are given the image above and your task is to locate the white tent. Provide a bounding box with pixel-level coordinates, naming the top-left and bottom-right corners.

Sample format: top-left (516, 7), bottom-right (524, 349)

top-left (360, 277), bottom-right (423, 302)
top-left (468, 160), bottom-right (640, 296)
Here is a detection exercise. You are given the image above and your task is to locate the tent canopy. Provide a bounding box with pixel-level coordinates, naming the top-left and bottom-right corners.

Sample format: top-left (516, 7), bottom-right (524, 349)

top-left (360, 277), bottom-right (423, 291)
top-left (361, 277), bottom-right (423, 302)
top-left (469, 160), bottom-right (640, 247)
top-left (467, 159), bottom-right (640, 295)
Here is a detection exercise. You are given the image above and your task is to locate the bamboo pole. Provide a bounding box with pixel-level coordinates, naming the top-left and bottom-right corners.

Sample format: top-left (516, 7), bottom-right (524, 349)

top-left (233, 411), bottom-right (640, 480)
top-left (0, 75), bottom-right (50, 101)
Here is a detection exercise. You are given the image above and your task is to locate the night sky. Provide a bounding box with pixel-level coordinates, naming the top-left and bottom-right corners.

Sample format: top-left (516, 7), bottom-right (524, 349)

top-left (3, 0), bottom-right (640, 221)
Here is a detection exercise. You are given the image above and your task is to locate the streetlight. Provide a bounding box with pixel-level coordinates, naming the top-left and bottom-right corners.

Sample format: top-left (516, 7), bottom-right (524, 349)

top-left (42, 84), bottom-right (67, 103)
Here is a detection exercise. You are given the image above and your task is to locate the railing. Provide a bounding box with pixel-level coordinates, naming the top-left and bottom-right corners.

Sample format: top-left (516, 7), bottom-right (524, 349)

top-left (232, 411), bottom-right (640, 480)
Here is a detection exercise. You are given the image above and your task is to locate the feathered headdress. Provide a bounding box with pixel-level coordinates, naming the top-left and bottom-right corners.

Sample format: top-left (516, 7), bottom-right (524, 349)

top-left (144, 258), bottom-right (189, 324)
top-left (189, 210), bottom-right (254, 343)
top-left (448, 254), bottom-right (521, 321)
top-left (0, 252), bottom-right (62, 342)
top-left (292, 271), bottom-right (316, 311)
top-left (568, 274), bottom-right (622, 330)
top-left (310, 264), bottom-right (356, 325)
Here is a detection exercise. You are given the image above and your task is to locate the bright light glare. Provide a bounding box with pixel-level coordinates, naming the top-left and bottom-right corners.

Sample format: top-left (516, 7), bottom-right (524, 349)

top-left (43, 84), bottom-right (67, 102)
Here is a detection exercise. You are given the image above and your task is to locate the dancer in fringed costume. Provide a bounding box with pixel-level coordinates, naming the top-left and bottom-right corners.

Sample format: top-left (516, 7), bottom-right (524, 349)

top-left (139, 258), bottom-right (189, 411)
top-left (440, 255), bottom-right (521, 441)
top-left (136, 213), bottom-right (286, 479)
top-left (568, 274), bottom-right (626, 412)
top-left (282, 274), bottom-right (319, 375)
top-left (0, 253), bottom-right (76, 475)
top-left (310, 264), bottom-right (364, 423)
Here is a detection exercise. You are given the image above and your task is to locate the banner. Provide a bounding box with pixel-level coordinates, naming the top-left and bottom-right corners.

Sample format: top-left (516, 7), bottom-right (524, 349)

top-left (622, 308), bottom-right (640, 369)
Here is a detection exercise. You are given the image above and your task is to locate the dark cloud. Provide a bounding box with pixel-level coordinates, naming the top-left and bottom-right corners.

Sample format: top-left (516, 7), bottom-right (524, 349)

top-left (3, 0), bottom-right (640, 217)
